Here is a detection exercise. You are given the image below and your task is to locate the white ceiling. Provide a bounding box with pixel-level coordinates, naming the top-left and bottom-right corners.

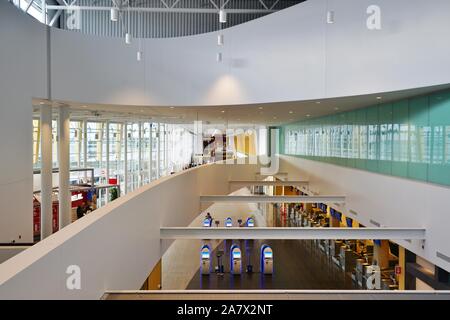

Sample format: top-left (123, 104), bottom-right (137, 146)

top-left (33, 83), bottom-right (450, 126)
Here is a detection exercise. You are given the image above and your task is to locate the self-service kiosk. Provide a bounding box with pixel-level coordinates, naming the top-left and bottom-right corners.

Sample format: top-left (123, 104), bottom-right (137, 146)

top-left (225, 217), bottom-right (233, 227)
top-left (246, 217), bottom-right (255, 227)
top-left (260, 245), bottom-right (273, 275)
top-left (230, 245), bottom-right (242, 275)
top-left (200, 245), bottom-right (212, 275)
top-left (203, 217), bottom-right (212, 227)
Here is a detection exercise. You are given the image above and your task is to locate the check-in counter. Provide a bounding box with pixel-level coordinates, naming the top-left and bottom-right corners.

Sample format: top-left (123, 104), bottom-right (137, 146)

top-left (330, 241), bottom-right (343, 267)
top-left (339, 246), bottom-right (358, 272)
top-left (355, 259), bottom-right (370, 288)
top-left (319, 239), bottom-right (330, 255)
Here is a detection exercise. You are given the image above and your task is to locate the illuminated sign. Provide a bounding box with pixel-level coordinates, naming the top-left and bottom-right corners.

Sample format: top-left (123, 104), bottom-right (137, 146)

top-left (71, 193), bottom-right (83, 202)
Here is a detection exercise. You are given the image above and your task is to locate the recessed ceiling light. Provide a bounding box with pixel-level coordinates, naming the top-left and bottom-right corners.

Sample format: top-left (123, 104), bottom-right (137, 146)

top-left (306, 114), bottom-right (311, 117)
top-left (258, 107), bottom-right (263, 110)
top-left (316, 101), bottom-right (321, 104)
top-left (289, 111), bottom-right (293, 114)
top-left (39, 102), bottom-right (45, 105)
top-left (82, 105), bottom-right (88, 108)
top-left (376, 96), bottom-right (382, 100)
top-left (221, 110), bottom-right (225, 113)
top-left (170, 106), bottom-right (174, 109)
top-left (273, 116), bottom-right (277, 119)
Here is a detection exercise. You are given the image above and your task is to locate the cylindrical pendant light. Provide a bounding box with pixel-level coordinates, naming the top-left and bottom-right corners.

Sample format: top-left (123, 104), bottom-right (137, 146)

top-left (216, 52), bottom-right (223, 63)
top-left (125, 33), bottom-right (132, 44)
top-left (217, 34), bottom-right (224, 46)
top-left (125, 2), bottom-right (131, 44)
top-left (137, 51), bottom-right (142, 61)
top-left (219, 10), bottom-right (227, 23)
top-left (110, 7), bottom-right (119, 22)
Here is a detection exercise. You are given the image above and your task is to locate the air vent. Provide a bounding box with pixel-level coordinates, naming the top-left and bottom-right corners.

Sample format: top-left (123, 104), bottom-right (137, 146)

top-left (437, 251), bottom-right (450, 263)
top-left (370, 219), bottom-right (381, 227)
top-left (349, 210), bottom-right (358, 216)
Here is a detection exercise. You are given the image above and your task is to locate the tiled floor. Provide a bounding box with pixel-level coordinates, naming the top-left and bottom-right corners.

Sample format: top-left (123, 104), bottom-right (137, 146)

top-left (186, 239), bottom-right (355, 290)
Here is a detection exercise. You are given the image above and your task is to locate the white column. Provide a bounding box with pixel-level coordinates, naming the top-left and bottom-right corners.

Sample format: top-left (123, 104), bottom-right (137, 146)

top-left (138, 122), bottom-right (142, 186)
top-left (83, 120), bottom-right (87, 182)
top-left (149, 123), bottom-right (152, 181)
top-left (124, 123), bottom-right (128, 194)
top-left (165, 126), bottom-right (169, 173)
top-left (58, 106), bottom-right (71, 228)
top-left (105, 121), bottom-right (110, 203)
top-left (83, 121), bottom-right (87, 167)
top-left (106, 121), bottom-right (110, 183)
top-left (40, 104), bottom-right (53, 239)
top-left (157, 123), bottom-right (160, 178)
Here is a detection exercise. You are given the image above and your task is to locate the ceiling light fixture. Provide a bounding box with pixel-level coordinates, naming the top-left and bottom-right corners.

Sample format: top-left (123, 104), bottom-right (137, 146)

top-left (125, 33), bottom-right (132, 44)
top-left (221, 110), bottom-right (225, 113)
top-left (376, 96), bottom-right (382, 100)
top-left (110, 7), bottom-right (119, 22)
top-left (316, 101), bottom-right (321, 104)
top-left (217, 34), bottom-right (224, 46)
top-left (289, 111), bottom-right (293, 114)
top-left (125, 2), bottom-right (131, 44)
top-left (327, 10), bottom-right (335, 24)
top-left (219, 10), bottom-right (227, 23)
top-left (216, 52), bottom-right (223, 62)
top-left (306, 114), bottom-right (311, 117)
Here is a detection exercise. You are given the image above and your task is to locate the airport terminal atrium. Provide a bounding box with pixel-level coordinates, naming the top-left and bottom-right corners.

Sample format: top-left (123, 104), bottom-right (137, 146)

top-left (1, 0), bottom-right (450, 304)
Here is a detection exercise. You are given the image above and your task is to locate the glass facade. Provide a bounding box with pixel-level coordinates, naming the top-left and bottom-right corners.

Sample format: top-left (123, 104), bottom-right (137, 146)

top-left (282, 89), bottom-right (450, 186)
top-left (33, 119), bottom-right (194, 197)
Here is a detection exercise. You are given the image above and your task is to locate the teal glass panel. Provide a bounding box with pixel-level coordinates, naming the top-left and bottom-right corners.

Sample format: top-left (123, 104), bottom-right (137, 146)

top-left (280, 88), bottom-right (450, 187)
top-left (378, 103), bottom-right (393, 175)
top-left (408, 96), bottom-right (430, 182)
top-left (366, 106), bottom-right (379, 172)
top-left (429, 91), bottom-right (450, 185)
top-left (356, 108), bottom-right (367, 170)
top-left (346, 111), bottom-right (356, 168)
top-left (392, 100), bottom-right (409, 177)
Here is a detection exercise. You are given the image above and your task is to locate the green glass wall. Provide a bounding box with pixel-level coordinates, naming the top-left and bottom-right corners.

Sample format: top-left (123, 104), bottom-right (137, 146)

top-left (281, 89), bottom-right (450, 187)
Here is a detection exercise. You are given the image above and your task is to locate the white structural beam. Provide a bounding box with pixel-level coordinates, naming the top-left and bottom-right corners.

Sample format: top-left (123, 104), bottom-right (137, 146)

top-left (40, 104), bottom-right (53, 239)
top-left (45, 5), bottom-right (277, 14)
top-left (160, 227), bottom-right (426, 240)
top-left (200, 195), bottom-right (345, 203)
top-left (58, 106), bottom-right (71, 229)
top-left (229, 180), bottom-right (308, 187)
top-left (255, 172), bottom-right (288, 176)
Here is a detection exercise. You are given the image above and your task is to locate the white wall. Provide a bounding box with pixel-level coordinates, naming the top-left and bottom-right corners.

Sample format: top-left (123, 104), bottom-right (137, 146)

top-left (49, 0), bottom-right (450, 107)
top-left (3, 0), bottom-right (450, 243)
top-left (279, 155), bottom-right (450, 273)
top-left (0, 163), bottom-right (259, 299)
top-left (0, 1), bottom-right (48, 243)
